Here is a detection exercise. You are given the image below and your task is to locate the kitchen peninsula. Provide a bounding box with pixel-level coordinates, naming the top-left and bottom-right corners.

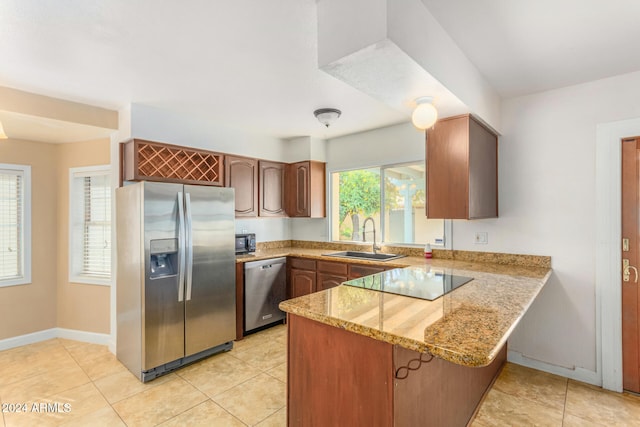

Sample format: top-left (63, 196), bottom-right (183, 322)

top-left (279, 258), bottom-right (551, 426)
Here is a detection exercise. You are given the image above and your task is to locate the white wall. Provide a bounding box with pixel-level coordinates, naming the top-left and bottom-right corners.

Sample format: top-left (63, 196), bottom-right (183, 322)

top-left (290, 218), bottom-right (328, 241)
top-left (458, 70), bottom-right (640, 379)
top-left (130, 104), bottom-right (288, 161)
top-left (236, 217), bottom-right (290, 243)
top-left (283, 136), bottom-right (327, 163)
top-left (327, 121), bottom-right (425, 171)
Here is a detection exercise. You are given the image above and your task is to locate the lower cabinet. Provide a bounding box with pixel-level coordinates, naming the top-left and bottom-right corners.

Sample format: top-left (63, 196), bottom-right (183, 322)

top-left (317, 273), bottom-right (347, 291)
top-left (288, 257), bottom-right (390, 298)
top-left (290, 269), bottom-right (316, 298)
top-left (349, 264), bottom-right (385, 279)
top-left (289, 258), bottom-right (317, 298)
top-left (236, 263), bottom-right (244, 340)
top-left (287, 314), bottom-right (507, 426)
top-left (317, 261), bottom-right (348, 291)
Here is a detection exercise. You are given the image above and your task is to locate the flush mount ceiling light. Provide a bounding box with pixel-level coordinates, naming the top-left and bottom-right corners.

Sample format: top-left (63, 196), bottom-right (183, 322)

top-left (411, 97), bottom-right (438, 130)
top-left (314, 108), bottom-right (341, 128)
top-left (0, 121), bottom-right (7, 139)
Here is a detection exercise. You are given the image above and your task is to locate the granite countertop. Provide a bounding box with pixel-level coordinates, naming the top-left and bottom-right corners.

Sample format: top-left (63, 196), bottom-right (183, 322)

top-left (277, 256), bottom-right (551, 368)
top-left (236, 246), bottom-right (550, 277)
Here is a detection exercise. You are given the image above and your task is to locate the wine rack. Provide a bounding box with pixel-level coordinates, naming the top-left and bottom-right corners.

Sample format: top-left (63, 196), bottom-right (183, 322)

top-left (121, 139), bottom-right (224, 186)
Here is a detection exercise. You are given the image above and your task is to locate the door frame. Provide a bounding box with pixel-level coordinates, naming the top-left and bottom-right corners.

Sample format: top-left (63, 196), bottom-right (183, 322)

top-left (596, 117), bottom-right (640, 392)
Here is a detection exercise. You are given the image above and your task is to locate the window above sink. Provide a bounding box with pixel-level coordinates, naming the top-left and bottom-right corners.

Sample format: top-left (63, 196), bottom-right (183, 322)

top-left (329, 161), bottom-right (451, 248)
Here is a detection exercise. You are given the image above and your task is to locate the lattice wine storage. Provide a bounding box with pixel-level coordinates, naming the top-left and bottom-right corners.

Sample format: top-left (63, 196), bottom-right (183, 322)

top-left (121, 139), bottom-right (224, 186)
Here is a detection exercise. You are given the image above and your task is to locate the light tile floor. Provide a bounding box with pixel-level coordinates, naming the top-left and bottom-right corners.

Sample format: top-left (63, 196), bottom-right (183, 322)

top-left (1, 324), bottom-right (639, 426)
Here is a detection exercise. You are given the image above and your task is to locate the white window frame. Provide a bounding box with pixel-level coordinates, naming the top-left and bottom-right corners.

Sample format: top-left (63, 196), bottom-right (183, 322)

top-left (329, 162), bottom-right (452, 249)
top-left (69, 165), bottom-right (112, 286)
top-left (0, 164), bottom-right (31, 287)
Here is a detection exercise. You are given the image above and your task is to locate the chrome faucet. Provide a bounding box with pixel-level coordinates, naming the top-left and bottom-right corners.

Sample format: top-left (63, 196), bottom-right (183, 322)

top-left (362, 217), bottom-right (382, 254)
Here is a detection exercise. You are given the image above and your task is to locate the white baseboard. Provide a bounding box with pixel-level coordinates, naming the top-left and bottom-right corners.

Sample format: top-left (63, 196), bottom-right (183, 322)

top-left (0, 328), bottom-right (112, 352)
top-left (0, 328), bottom-right (58, 351)
top-left (508, 350), bottom-right (600, 387)
top-left (56, 328), bottom-right (111, 346)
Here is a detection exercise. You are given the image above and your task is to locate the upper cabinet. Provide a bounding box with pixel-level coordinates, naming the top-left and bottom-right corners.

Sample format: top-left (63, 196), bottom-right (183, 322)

top-left (286, 161), bottom-right (326, 218)
top-left (225, 155), bottom-right (258, 217)
top-left (121, 139), bottom-right (224, 186)
top-left (426, 114), bottom-right (498, 219)
top-left (259, 160), bottom-right (287, 217)
top-left (120, 138), bottom-right (326, 219)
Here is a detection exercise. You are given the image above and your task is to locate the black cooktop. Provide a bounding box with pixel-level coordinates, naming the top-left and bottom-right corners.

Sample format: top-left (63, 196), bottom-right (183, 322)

top-left (343, 268), bottom-right (474, 301)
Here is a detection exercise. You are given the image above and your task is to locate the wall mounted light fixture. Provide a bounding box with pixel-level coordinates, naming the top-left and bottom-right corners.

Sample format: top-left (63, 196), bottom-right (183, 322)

top-left (411, 97), bottom-right (438, 130)
top-left (314, 108), bottom-right (341, 128)
top-left (0, 121), bottom-right (7, 139)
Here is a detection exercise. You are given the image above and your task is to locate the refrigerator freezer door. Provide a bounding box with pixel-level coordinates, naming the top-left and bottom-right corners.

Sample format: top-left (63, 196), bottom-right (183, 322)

top-left (143, 182), bottom-right (186, 370)
top-left (184, 185), bottom-right (236, 356)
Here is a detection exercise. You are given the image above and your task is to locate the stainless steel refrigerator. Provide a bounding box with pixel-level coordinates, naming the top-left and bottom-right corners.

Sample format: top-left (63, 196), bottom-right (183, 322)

top-left (116, 181), bottom-right (236, 382)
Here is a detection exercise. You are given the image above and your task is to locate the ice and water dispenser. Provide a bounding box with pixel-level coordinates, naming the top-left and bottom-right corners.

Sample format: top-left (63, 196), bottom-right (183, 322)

top-left (149, 238), bottom-right (178, 279)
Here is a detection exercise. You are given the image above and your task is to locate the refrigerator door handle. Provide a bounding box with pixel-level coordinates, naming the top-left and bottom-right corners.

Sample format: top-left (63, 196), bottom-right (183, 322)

top-left (185, 192), bottom-right (194, 301)
top-left (177, 191), bottom-right (186, 302)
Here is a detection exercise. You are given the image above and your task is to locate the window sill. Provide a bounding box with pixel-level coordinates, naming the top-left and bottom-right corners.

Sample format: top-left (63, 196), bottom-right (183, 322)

top-left (69, 275), bottom-right (112, 286)
top-left (0, 276), bottom-right (32, 288)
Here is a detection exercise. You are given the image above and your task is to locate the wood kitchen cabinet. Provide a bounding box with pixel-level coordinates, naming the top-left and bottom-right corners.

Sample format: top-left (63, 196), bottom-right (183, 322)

top-left (317, 260), bottom-right (348, 291)
top-left (286, 161), bottom-right (326, 218)
top-left (287, 257), bottom-right (391, 297)
top-left (288, 258), bottom-right (317, 298)
top-left (235, 263), bottom-right (245, 340)
top-left (259, 160), bottom-right (287, 217)
top-left (287, 314), bottom-right (506, 426)
top-left (349, 264), bottom-right (385, 279)
top-left (225, 155), bottom-right (258, 217)
top-left (120, 138), bottom-right (224, 186)
top-left (426, 114), bottom-right (498, 219)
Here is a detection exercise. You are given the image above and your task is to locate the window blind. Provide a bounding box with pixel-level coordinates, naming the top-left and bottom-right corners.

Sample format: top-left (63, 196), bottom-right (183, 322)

top-left (80, 173), bottom-right (111, 278)
top-left (0, 170), bottom-right (23, 281)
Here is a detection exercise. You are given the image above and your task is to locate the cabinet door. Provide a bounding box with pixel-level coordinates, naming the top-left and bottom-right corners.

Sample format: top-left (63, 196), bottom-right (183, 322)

top-left (259, 161), bottom-right (287, 217)
top-left (348, 264), bottom-right (385, 280)
top-left (317, 272), bottom-right (347, 291)
top-left (287, 161), bottom-right (310, 217)
top-left (289, 257), bottom-right (316, 271)
top-left (225, 155), bottom-right (258, 217)
top-left (290, 269), bottom-right (316, 298)
top-left (286, 161), bottom-right (326, 218)
top-left (426, 116), bottom-right (469, 219)
top-left (426, 114), bottom-right (498, 219)
top-left (317, 260), bottom-right (348, 276)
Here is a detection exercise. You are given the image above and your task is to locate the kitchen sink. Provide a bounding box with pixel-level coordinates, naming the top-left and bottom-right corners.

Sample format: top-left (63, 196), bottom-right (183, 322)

top-left (322, 251), bottom-right (406, 262)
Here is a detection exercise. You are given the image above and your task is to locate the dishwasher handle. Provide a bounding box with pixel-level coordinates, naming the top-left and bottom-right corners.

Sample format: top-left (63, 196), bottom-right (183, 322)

top-left (244, 257), bottom-right (287, 272)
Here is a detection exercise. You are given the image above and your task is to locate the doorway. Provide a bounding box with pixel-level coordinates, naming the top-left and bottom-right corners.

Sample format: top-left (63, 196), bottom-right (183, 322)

top-left (622, 136), bottom-right (640, 392)
top-left (596, 117), bottom-right (640, 392)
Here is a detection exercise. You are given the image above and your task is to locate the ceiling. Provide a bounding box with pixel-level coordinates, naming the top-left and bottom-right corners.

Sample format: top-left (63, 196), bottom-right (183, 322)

top-left (1, 0), bottom-right (639, 143)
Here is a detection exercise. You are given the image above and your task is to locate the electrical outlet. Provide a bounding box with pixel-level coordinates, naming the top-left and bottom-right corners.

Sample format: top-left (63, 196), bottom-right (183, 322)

top-left (474, 232), bottom-right (488, 244)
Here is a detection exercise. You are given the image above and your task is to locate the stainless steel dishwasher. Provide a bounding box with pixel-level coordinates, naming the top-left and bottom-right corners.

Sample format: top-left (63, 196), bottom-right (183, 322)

top-left (244, 257), bottom-right (287, 333)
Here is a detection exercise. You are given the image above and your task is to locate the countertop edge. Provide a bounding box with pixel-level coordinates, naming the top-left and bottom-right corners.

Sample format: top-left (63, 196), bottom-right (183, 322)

top-left (279, 266), bottom-right (552, 368)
